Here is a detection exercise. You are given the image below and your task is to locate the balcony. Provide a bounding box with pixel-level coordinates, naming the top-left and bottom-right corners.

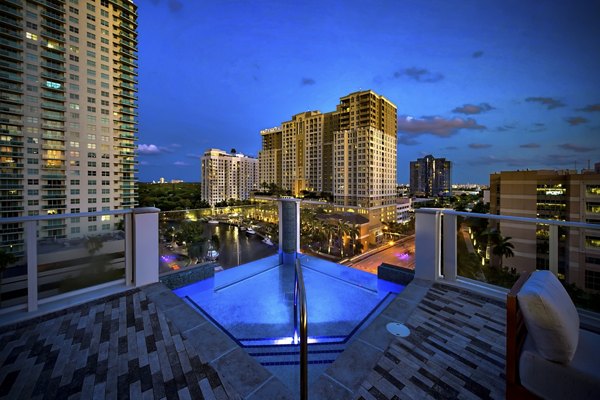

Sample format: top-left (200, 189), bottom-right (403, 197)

top-left (40, 29), bottom-right (65, 42)
top-left (0, 203), bottom-right (598, 399)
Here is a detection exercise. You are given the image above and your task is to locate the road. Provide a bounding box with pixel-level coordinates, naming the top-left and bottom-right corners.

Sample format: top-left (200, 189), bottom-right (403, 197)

top-left (346, 235), bottom-right (416, 275)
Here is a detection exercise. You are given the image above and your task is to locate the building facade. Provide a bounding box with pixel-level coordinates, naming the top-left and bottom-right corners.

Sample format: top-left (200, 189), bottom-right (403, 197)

top-left (0, 0), bottom-right (138, 256)
top-left (201, 149), bottom-right (258, 206)
top-left (258, 90), bottom-right (398, 244)
top-left (409, 155), bottom-right (451, 197)
top-left (489, 169), bottom-right (600, 292)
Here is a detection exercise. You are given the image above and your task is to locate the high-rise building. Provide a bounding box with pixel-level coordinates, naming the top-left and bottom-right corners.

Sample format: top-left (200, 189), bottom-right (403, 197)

top-left (258, 90), bottom-right (398, 244)
top-left (0, 0), bottom-right (138, 255)
top-left (258, 127), bottom-right (282, 190)
top-left (201, 149), bottom-right (258, 206)
top-left (409, 155), bottom-right (451, 197)
top-left (489, 169), bottom-right (600, 291)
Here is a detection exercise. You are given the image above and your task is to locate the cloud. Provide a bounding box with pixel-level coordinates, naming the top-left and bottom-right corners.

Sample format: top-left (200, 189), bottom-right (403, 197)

top-left (527, 123), bottom-right (546, 132)
top-left (577, 104), bottom-right (600, 112)
top-left (525, 97), bottom-right (565, 109)
top-left (472, 50), bottom-right (484, 58)
top-left (186, 153), bottom-right (202, 159)
top-left (393, 67), bottom-right (444, 83)
top-left (301, 78), bottom-right (315, 86)
top-left (397, 115), bottom-right (485, 137)
top-left (467, 155), bottom-right (532, 167)
top-left (174, 161), bottom-right (190, 166)
top-left (565, 116), bottom-right (589, 126)
top-left (452, 103), bottom-right (494, 115)
top-left (496, 124), bottom-right (515, 132)
top-left (137, 144), bottom-right (162, 155)
top-left (397, 136), bottom-right (420, 146)
top-left (445, 146), bottom-right (458, 150)
top-left (468, 143), bottom-right (492, 149)
top-left (520, 143), bottom-right (541, 148)
top-left (558, 143), bottom-right (596, 153)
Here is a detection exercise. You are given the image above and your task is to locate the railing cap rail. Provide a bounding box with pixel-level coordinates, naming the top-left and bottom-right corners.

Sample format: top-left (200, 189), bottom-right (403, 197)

top-left (415, 208), bottom-right (599, 229)
top-left (0, 207), bottom-right (160, 223)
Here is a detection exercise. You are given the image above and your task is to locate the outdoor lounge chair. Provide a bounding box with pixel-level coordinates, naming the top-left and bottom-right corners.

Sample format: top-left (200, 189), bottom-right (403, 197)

top-left (506, 270), bottom-right (600, 399)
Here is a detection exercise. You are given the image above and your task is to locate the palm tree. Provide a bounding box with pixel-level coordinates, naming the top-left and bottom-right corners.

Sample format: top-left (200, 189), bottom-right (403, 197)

top-left (493, 236), bottom-right (515, 268)
top-left (335, 219), bottom-right (351, 257)
top-left (86, 235), bottom-right (104, 256)
top-left (348, 224), bottom-right (361, 256)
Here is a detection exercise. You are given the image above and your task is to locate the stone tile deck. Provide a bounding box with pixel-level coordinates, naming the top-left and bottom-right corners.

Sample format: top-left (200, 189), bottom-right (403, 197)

top-left (0, 281), bottom-right (507, 400)
top-left (354, 284), bottom-right (506, 400)
top-left (0, 288), bottom-right (235, 400)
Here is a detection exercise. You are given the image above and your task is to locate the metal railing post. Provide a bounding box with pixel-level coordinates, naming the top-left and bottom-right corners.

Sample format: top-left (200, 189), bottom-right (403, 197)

top-left (294, 259), bottom-right (308, 400)
top-left (549, 224), bottom-right (558, 276)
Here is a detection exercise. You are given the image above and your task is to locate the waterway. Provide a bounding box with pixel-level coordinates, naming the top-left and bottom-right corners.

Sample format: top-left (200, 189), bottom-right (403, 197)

top-left (160, 221), bottom-right (277, 273)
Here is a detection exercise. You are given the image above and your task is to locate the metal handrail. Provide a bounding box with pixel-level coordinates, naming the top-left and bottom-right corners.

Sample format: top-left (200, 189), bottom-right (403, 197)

top-left (294, 258), bottom-right (308, 400)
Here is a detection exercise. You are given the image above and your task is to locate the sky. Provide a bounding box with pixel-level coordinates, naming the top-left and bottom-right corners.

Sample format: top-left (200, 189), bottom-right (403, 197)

top-left (136, 0), bottom-right (600, 184)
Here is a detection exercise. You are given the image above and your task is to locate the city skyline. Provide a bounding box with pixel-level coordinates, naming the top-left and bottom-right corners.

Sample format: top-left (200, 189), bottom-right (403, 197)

top-left (137, 0), bottom-right (600, 184)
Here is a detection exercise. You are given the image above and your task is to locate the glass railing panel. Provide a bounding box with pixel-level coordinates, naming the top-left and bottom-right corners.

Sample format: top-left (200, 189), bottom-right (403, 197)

top-left (36, 213), bottom-right (126, 299)
top-left (454, 212), bottom-right (600, 311)
top-left (0, 237), bottom-right (26, 311)
top-left (456, 214), bottom-right (521, 289)
top-left (561, 224), bottom-right (600, 312)
top-left (158, 203), bottom-right (278, 277)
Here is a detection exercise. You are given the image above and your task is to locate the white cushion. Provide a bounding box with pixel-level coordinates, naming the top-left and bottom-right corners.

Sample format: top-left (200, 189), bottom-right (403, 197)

top-left (520, 330), bottom-right (600, 399)
top-left (517, 270), bottom-right (579, 363)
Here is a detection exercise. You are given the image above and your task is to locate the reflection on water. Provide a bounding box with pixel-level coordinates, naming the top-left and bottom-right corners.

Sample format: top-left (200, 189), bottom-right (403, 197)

top-left (205, 223), bottom-right (276, 269)
top-left (160, 222), bottom-right (277, 272)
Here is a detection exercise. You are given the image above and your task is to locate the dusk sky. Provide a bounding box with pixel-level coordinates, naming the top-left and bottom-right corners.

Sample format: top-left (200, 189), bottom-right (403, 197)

top-left (137, 0), bottom-right (600, 184)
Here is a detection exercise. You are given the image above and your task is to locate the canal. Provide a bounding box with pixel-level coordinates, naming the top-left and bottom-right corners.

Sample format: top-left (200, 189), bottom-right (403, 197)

top-left (160, 221), bottom-right (277, 273)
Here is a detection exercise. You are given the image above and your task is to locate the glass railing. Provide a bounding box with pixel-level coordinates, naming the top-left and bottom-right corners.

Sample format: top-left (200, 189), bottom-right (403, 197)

top-left (158, 203), bottom-right (279, 276)
top-left (0, 208), bottom-right (160, 316)
top-left (415, 208), bottom-right (600, 312)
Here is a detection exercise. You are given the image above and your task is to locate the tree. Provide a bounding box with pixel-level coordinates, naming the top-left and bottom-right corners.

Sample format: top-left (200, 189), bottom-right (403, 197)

top-left (175, 221), bottom-right (204, 244)
top-left (86, 235), bottom-right (104, 256)
top-left (492, 235), bottom-right (515, 268)
top-left (335, 219), bottom-right (351, 257)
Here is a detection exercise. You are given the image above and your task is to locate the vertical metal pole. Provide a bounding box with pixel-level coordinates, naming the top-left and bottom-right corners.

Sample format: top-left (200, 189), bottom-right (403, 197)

top-left (25, 220), bottom-right (38, 312)
top-left (549, 224), bottom-right (558, 276)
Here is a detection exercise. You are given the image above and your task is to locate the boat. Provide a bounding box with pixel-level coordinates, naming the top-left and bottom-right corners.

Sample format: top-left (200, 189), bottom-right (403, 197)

top-left (262, 237), bottom-right (273, 246)
top-left (205, 240), bottom-right (219, 261)
top-left (208, 219), bottom-right (219, 224)
top-left (246, 228), bottom-right (256, 235)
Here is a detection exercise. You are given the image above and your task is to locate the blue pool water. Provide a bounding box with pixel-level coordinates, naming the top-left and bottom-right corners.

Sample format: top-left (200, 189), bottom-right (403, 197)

top-left (173, 254), bottom-right (404, 391)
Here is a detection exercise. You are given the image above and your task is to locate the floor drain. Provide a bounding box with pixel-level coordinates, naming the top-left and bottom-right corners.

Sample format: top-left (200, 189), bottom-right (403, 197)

top-left (386, 322), bottom-right (410, 337)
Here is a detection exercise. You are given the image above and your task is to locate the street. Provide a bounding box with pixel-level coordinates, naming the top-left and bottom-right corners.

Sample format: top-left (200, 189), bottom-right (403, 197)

top-left (346, 235), bottom-right (416, 275)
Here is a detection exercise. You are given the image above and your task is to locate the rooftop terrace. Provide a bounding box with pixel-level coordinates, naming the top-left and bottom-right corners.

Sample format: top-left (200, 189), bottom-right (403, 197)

top-left (0, 202), bottom-right (598, 399)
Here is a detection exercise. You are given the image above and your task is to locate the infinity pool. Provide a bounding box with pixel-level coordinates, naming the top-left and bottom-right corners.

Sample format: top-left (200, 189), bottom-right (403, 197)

top-left (173, 254), bottom-right (404, 391)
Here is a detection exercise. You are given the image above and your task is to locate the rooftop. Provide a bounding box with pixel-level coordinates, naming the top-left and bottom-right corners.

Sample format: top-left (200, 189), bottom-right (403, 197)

top-left (0, 204), bottom-right (598, 399)
top-left (0, 279), bottom-right (505, 399)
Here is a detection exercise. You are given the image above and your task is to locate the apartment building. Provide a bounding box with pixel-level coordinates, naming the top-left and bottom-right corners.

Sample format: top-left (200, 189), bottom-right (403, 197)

top-left (0, 0), bottom-right (138, 255)
top-left (409, 154), bottom-right (451, 197)
top-left (489, 169), bottom-right (600, 291)
top-left (258, 127), bottom-right (282, 189)
top-left (201, 149), bottom-right (258, 206)
top-left (258, 90), bottom-right (398, 244)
